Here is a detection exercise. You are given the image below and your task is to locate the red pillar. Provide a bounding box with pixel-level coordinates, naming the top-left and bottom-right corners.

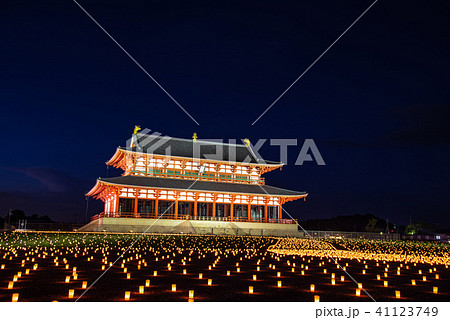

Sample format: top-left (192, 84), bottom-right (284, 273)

top-left (175, 199), bottom-right (179, 220)
top-left (264, 202), bottom-right (268, 223)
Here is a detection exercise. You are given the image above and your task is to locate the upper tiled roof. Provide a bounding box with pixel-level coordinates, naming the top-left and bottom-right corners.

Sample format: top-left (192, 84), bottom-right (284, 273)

top-left (120, 133), bottom-right (282, 165)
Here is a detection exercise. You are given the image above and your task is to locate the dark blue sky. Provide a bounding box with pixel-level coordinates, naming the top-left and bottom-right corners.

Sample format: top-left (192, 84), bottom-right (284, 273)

top-left (1, 0), bottom-right (449, 227)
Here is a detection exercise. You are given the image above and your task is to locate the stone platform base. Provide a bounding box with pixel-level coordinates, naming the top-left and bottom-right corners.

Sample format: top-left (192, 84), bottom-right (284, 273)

top-left (78, 217), bottom-right (300, 237)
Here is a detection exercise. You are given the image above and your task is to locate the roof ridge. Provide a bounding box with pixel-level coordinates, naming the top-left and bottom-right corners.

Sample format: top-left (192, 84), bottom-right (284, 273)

top-left (136, 133), bottom-right (249, 148)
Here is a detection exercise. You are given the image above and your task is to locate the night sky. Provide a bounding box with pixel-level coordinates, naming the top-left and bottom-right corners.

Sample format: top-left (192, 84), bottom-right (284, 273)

top-left (1, 0), bottom-right (449, 227)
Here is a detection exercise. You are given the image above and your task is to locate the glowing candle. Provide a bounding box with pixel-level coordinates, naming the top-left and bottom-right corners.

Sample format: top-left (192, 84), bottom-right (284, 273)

top-left (253, 274), bottom-right (257, 281)
top-left (12, 293), bottom-right (19, 302)
top-left (189, 290), bottom-right (194, 299)
top-left (0, 264), bottom-right (4, 269)
top-left (358, 283), bottom-right (362, 289)
top-left (249, 286), bottom-right (254, 294)
top-left (277, 281), bottom-right (282, 287)
top-left (237, 268), bottom-right (240, 272)
top-left (384, 281), bottom-right (388, 287)
top-left (153, 271), bottom-right (157, 276)
top-left (127, 273), bottom-right (131, 279)
top-left (124, 268), bottom-right (127, 273)
top-left (73, 274), bottom-right (78, 280)
top-left (183, 269), bottom-right (187, 275)
top-left (314, 295), bottom-right (320, 302)
top-left (208, 279), bottom-right (212, 286)
top-left (435, 274), bottom-right (439, 279)
top-left (377, 275), bottom-right (381, 280)
top-left (331, 279), bottom-right (335, 285)
top-left (82, 281), bottom-right (87, 289)
top-left (422, 276), bottom-right (427, 281)
top-left (301, 270), bottom-right (305, 275)
top-left (124, 291), bottom-right (130, 301)
top-left (323, 269), bottom-right (327, 274)
top-left (139, 286), bottom-right (144, 294)
top-left (340, 276), bottom-right (344, 282)
top-left (13, 275), bottom-right (18, 282)
top-left (331, 273), bottom-right (335, 279)
top-left (277, 272), bottom-right (281, 277)
top-left (257, 266), bottom-right (260, 271)
top-left (145, 280), bottom-right (150, 287)
top-left (356, 289), bottom-right (361, 296)
top-left (310, 284), bottom-right (315, 292)
top-left (433, 287), bottom-right (438, 294)
top-left (8, 281), bottom-right (13, 289)
top-left (68, 289), bottom-right (74, 298)
top-left (395, 290), bottom-right (401, 299)
top-left (171, 284), bottom-right (176, 292)
top-left (17, 272), bottom-right (22, 278)
top-left (411, 280), bottom-right (416, 285)
top-left (199, 273), bottom-right (203, 279)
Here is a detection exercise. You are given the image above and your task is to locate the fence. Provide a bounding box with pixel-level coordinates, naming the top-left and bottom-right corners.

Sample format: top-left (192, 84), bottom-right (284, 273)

top-left (299, 230), bottom-right (400, 240)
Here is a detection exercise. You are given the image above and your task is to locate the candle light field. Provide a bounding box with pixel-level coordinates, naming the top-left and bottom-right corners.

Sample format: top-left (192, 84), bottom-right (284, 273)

top-left (0, 232), bottom-right (448, 302)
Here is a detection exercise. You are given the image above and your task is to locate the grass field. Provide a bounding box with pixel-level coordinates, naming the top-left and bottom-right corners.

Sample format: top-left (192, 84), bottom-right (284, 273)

top-left (0, 232), bottom-right (448, 302)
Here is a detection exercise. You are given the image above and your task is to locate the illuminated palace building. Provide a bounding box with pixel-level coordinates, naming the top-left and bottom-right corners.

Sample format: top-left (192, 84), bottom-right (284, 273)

top-left (81, 130), bottom-right (307, 236)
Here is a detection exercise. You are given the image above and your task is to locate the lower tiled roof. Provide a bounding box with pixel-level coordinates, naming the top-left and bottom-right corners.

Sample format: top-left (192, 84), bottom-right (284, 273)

top-left (99, 175), bottom-right (306, 197)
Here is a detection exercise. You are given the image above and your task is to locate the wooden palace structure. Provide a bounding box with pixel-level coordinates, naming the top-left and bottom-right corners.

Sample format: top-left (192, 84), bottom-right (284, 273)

top-left (80, 130), bottom-right (307, 235)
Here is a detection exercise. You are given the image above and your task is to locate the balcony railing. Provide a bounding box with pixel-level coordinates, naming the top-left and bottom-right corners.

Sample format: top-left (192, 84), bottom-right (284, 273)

top-left (129, 169), bottom-right (265, 185)
top-left (91, 212), bottom-right (296, 224)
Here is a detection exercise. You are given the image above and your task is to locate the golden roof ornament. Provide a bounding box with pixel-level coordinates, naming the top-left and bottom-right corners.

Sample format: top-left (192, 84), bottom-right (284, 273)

top-left (133, 125), bottom-right (141, 134)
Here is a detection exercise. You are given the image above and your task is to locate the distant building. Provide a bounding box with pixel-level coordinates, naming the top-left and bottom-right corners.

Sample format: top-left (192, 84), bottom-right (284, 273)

top-left (81, 131), bottom-right (307, 235)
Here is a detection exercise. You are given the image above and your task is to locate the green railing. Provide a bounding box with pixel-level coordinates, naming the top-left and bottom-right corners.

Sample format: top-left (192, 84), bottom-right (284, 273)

top-left (130, 169), bottom-right (264, 184)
